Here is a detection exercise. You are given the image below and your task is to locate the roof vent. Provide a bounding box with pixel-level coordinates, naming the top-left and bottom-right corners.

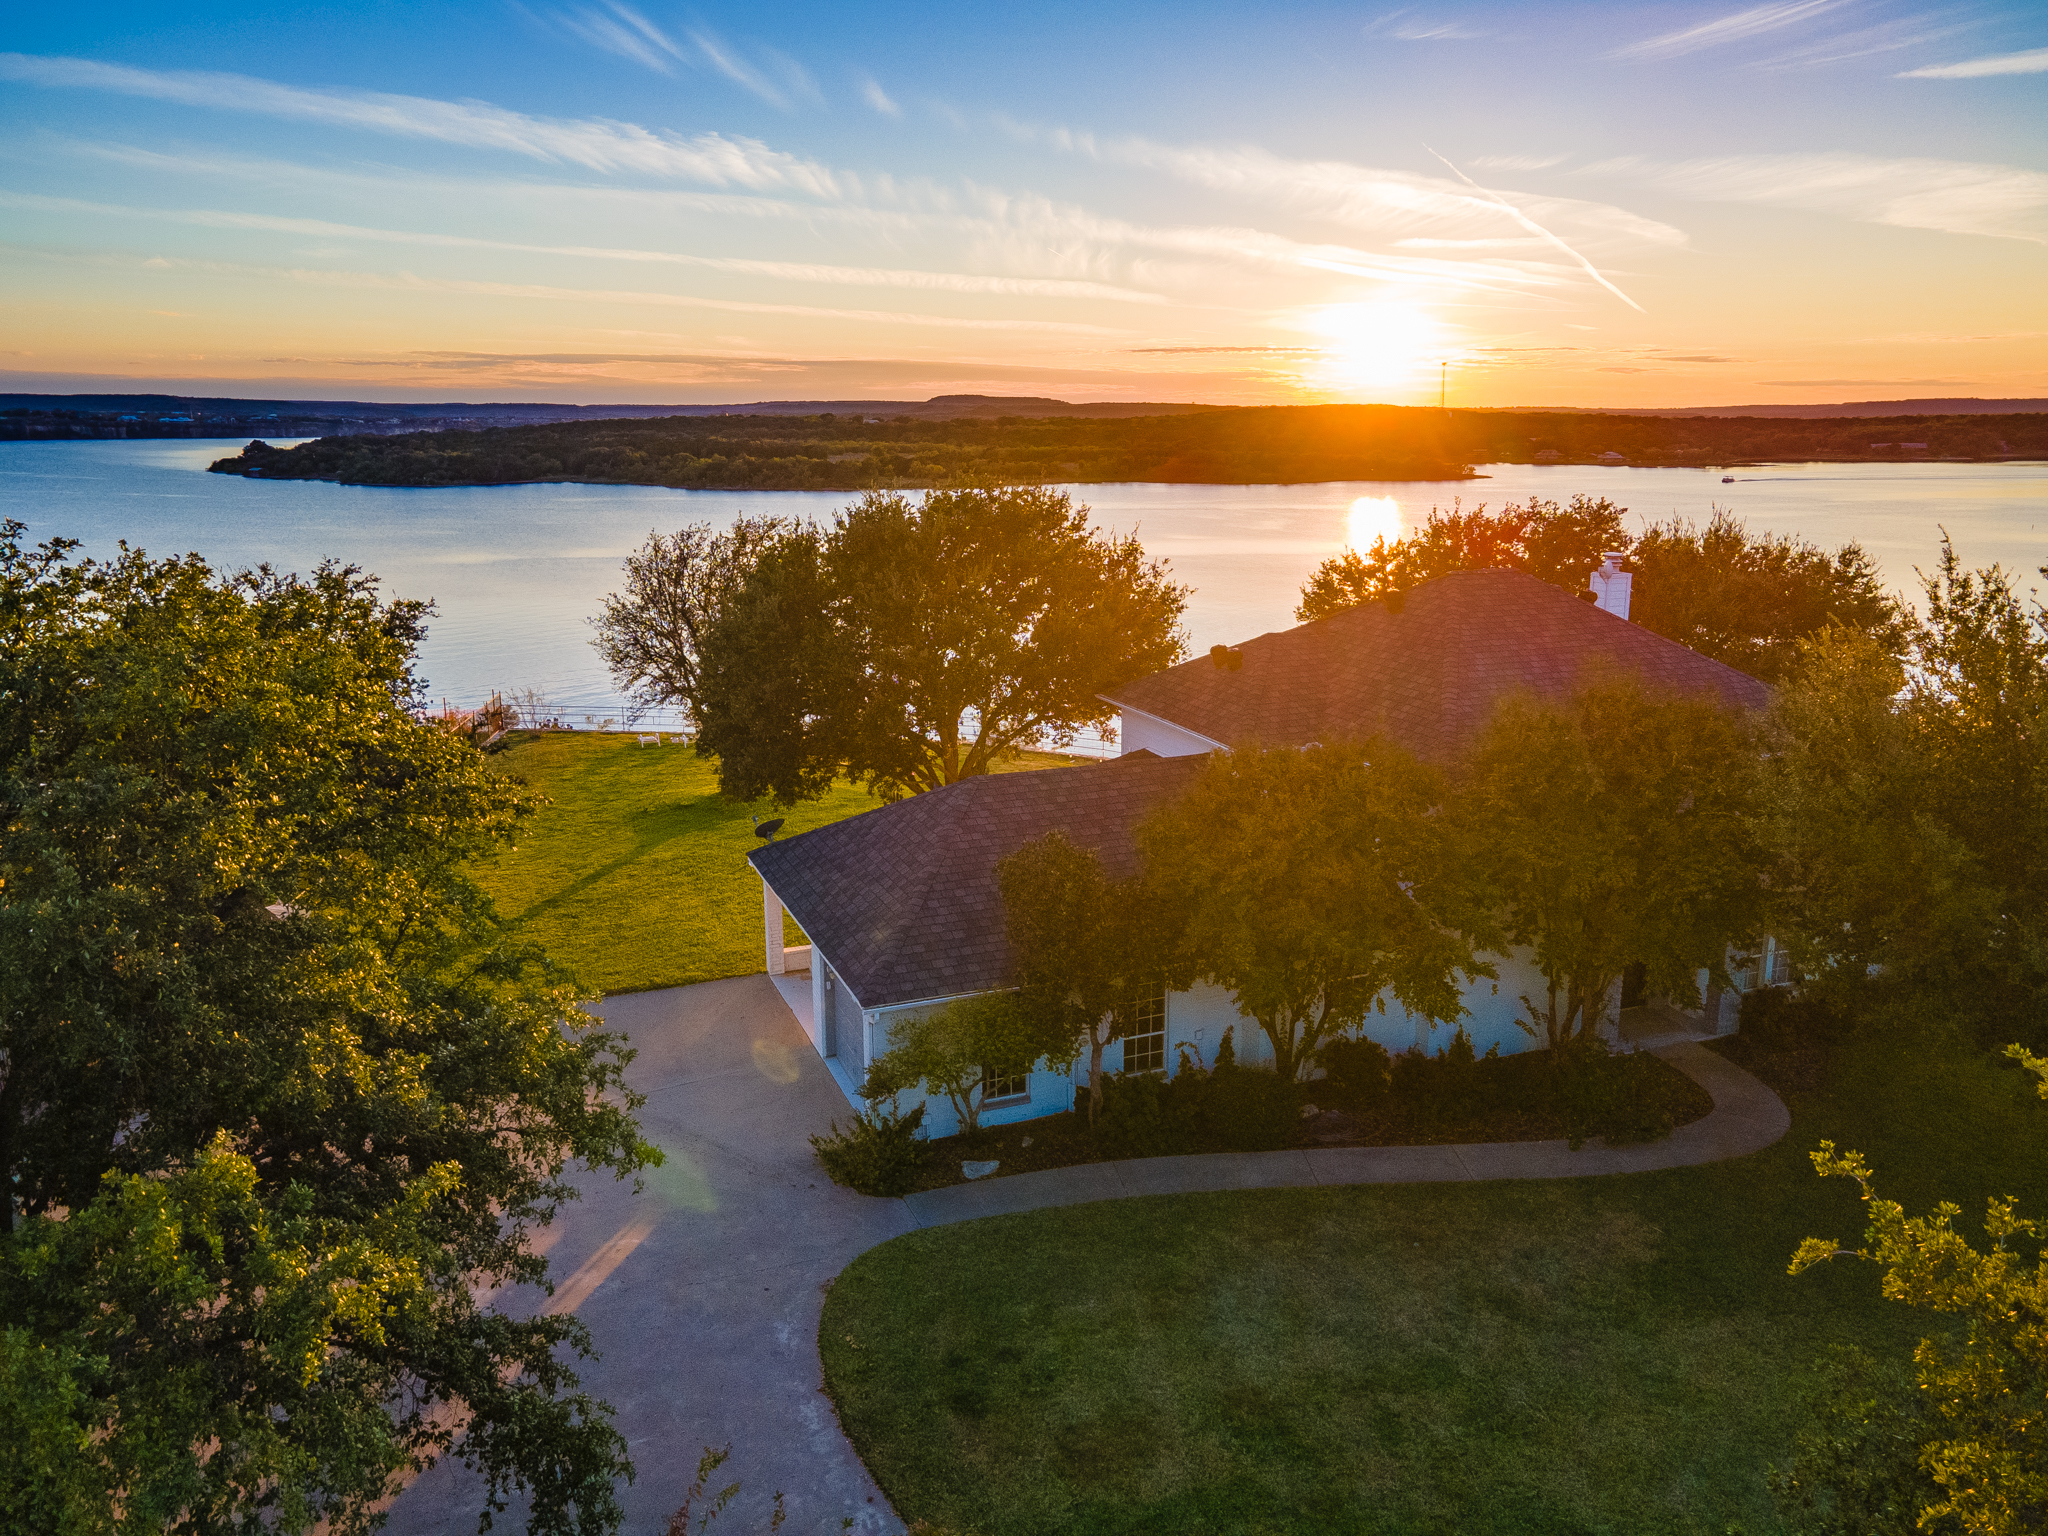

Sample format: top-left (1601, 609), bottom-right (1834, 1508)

top-left (1587, 553), bottom-right (1632, 621)
top-left (1209, 644), bottom-right (1244, 672)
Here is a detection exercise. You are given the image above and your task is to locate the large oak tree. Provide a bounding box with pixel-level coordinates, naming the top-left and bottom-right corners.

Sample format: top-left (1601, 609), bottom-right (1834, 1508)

top-left (0, 525), bottom-right (655, 1535)
top-left (693, 486), bottom-right (1188, 804)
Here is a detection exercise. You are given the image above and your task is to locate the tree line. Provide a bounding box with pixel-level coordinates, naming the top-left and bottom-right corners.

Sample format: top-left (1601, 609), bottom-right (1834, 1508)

top-left (205, 404), bottom-right (2048, 491)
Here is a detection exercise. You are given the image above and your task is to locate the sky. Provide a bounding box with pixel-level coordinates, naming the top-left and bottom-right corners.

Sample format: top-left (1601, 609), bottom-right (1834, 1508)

top-left (2, 1), bottom-right (2044, 408)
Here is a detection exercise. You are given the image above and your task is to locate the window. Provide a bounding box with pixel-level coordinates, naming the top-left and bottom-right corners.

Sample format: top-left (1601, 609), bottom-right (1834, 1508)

top-left (1763, 936), bottom-right (1792, 987)
top-left (1117, 986), bottom-right (1168, 1073)
top-left (981, 1063), bottom-right (1030, 1103)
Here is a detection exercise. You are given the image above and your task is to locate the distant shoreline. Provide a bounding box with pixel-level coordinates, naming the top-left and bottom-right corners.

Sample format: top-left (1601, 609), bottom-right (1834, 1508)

top-left (198, 403), bottom-right (2047, 493)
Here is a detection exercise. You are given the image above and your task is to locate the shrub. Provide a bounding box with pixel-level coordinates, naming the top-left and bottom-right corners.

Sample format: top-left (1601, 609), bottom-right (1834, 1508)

top-left (1769, 1346), bottom-right (1954, 1536)
top-left (810, 1101), bottom-right (926, 1196)
top-left (1319, 1036), bottom-right (1392, 1104)
top-left (1185, 1037), bottom-right (1300, 1151)
top-left (1391, 1028), bottom-right (1495, 1124)
top-left (1743, 985), bottom-right (1843, 1051)
top-left (1093, 1029), bottom-right (1299, 1155)
top-left (1553, 1041), bottom-right (1675, 1149)
top-left (1095, 1071), bottom-right (1189, 1159)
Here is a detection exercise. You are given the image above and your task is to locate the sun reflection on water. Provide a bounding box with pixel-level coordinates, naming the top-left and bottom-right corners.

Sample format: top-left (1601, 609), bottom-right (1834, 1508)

top-left (1346, 495), bottom-right (1404, 552)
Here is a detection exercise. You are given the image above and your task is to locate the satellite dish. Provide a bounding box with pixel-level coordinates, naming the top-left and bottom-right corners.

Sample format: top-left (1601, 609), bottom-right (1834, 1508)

top-left (752, 815), bottom-right (785, 842)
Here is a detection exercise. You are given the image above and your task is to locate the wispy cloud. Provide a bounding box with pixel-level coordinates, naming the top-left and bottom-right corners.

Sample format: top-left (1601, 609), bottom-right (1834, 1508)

top-left (1470, 154), bottom-right (1567, 171)
top-left (1638, 152), bottom-right (2048, 242)
top-left (1609, 0), bottom-right (1850, 61)
top-left (1900, 45), bottom-right (2048, 78)
top-left (549, 1), bottom-right (686, 73)
top-left (1753, 376), bottom-right (1973, 385)
top-left (3, 244), bottom-right (1135, 333)
top-left (1363, 11), bottom-right (1487, 41)
top-left (0, 190), bottom-right (1171, 302)
top-left (0, 53), bottom-right (842, 193)
top-left (1036, 130), bottom-right (1685, 252)
top-left (686, 28), bottom-right (818, 109)
top-left (1754, 13), bottom-right (1966, 70)
top-left (858, 75), bottom-right (901, 116)
top-left (1424, 146), bottom-right (1645, 311)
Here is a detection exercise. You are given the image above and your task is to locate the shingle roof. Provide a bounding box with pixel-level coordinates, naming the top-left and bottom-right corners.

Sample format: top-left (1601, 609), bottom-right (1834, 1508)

top-left (1103, 568), bottom-right (1772, 762)
top-left (749, 751), bottom-right (1209, 1011)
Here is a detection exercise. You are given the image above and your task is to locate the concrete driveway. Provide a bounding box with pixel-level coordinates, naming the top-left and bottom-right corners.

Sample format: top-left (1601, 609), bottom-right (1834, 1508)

top-left (386, 974), bottom-right (914, 1536)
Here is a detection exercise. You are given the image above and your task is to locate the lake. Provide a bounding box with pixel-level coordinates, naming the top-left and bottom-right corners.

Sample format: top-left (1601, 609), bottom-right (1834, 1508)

top-left (4, 440), bottom-right (2044, 733)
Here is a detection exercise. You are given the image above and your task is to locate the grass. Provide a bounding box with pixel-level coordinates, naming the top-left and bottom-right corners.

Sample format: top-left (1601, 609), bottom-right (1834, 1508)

top-left (472, 731), bottom-right (1076, 995)
top-left (819, 1014), bottom-right (2048, 1535)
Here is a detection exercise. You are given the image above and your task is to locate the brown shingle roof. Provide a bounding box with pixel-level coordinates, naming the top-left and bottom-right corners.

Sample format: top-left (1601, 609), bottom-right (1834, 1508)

top-left (748, 751), bottom-right (1207, 1011)
top-left (1103, 568), bottom-right (1772, 761)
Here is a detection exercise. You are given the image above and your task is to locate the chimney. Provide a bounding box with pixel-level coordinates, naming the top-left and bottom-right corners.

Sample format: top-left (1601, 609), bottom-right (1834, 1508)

top-left (1588, 552), bottom-right (1632, 620)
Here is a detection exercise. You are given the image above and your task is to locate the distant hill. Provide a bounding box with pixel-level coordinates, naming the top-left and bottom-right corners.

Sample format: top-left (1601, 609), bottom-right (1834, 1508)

top-left (0, 392), bottom-right (1220, 442)
top-left (1498, 398), bottom-right (2048, 419)
top-left (202, 402), bottom-right (2046, 493)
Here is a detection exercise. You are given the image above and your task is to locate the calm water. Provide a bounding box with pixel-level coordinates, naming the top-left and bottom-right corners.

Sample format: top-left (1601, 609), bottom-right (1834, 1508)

top-left (4, 440), bottom-right (2044, 726)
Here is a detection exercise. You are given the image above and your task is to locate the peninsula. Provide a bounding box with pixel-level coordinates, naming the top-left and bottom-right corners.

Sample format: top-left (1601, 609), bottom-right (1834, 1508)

top-left (205, 402), bottom-right (2047, 491)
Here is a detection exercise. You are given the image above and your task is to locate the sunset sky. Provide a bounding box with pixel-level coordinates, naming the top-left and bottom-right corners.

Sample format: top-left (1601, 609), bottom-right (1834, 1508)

top-left (3, 2), bottom-right (2044, 407)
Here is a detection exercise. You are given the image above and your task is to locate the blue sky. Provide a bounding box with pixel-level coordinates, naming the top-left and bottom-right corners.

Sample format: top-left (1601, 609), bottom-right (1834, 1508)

top-left (3, 1), bottom-right (2044, 405)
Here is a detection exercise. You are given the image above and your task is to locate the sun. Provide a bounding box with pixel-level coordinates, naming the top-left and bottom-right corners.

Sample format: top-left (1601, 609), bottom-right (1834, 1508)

top-left (1307, 301), bottom-right (1446, 394)
top-left (1346, 495), bottom-right (1404, 552)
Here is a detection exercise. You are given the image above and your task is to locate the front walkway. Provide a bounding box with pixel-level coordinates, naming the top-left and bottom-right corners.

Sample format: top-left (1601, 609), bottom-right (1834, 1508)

top-left (384, 977), bottom-right (1788, 1536)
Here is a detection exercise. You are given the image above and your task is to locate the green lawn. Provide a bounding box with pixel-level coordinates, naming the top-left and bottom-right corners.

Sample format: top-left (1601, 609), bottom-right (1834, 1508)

top-left (820, 1019), bottom-right (2048, 1535)
top-left (474, 732), bottom-right (1073, 995)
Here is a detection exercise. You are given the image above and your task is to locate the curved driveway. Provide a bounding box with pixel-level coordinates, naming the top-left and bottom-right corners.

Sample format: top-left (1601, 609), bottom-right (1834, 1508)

top-left (387, 974), bottom-right (1788, 1536)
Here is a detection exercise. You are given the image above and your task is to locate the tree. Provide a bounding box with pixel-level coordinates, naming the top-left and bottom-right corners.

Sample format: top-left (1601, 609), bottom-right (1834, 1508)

top-left (1758, 540), bottom-right (2045, 1039)
top-left (1629, 511), bottom-right (1903, 683)
top-left (1791, 1045), bottom-right (2048, 1535)
top-left (1903, 542), bottom-right (2048, 1037)
top-left (694, 486), bottom-right (1189, 805)
top-left (1757, 626), bottom-right (1990, 1011)
top-left (1457, 677), bottom-right (1761, 1049)
top-left (997, 831), bottom-right (1182, 1126)
top-left (0, 524), bottom-right (656, 1535)
top-left (1139, 741), bottom-right (1481, 1083)
top-left (1296, 501), bottom-right (1902, 691)
top-left (1296, 495), bottom-right (1627, 621)
top-left (591, 515), bottom-right (791, 730)
top-left (861, 992), bottom-right (1071, 1135)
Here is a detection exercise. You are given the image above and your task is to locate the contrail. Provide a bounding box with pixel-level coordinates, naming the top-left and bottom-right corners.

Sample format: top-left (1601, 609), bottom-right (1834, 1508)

top-left (1423, 144), bottom-right (1646, 313)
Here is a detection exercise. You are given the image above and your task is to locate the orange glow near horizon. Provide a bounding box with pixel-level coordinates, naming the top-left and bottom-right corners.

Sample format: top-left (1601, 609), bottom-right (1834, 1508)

top-left (1304, 302), bottom-right (1449, 396)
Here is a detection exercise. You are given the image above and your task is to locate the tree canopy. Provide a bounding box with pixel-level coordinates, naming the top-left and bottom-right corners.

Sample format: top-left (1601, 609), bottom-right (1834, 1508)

top-left (590, 515), bottom-right (792, 731)
top-left (1139, 741), bottom-right (1481, 1082)
top-left (1296, 495), bottom-right (1627, 621)
top-left (0, 523), bottom-right (655, 1535)
top-left (861, 992), bottom-right (1070, 1135)
top-left (1297, 500), bottom-right (1899, 685)
top-left (1456, 677), bottom-right (1762, 1049)
top-left (695, 486), bottom-right (1189, 805)
top-left (998, 831), bottom-right (1183, 1124)
top-left (1762, 541), bottom-right (2046, 1038)
top-left (1629, 511), bottom-right (1903, 682)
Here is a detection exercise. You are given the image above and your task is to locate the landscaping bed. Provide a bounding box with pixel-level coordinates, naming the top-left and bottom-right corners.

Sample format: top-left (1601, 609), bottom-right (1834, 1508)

top-left (879, 1038), bottom-right (1714, 1195)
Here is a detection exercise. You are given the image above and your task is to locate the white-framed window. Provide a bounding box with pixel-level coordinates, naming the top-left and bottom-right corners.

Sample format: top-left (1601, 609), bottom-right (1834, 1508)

top-left (1731, 936), bottom-right (1792, 992)
top-left (981, 1064), bottom-right (1030, 1103)
top-left (1117, 986), bottom-right (1168, 1073)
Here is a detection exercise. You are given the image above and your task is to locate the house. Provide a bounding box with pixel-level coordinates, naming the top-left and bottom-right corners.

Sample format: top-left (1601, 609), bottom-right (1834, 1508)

top-left (750, 567), bottom-right (1774, 1136)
